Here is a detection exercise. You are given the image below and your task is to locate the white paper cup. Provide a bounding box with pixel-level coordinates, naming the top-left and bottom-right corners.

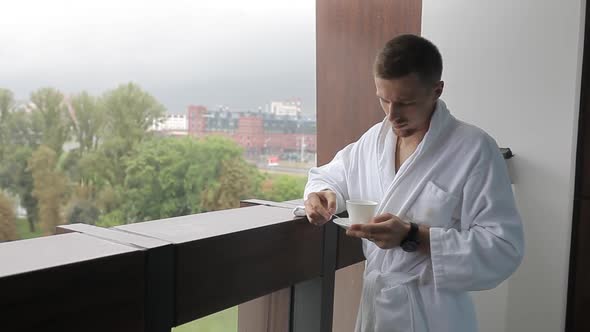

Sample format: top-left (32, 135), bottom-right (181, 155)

top-left (346, 200), bottom-right (378, 224)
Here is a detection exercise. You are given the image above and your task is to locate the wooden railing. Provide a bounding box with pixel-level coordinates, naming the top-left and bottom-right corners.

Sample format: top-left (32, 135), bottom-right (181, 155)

top-left (0, 199), bottom-right (364, 332)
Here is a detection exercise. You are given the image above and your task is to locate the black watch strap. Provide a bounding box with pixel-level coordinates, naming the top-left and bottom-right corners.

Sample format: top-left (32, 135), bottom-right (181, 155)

top-left (400, 222), bottom-right (420, 252)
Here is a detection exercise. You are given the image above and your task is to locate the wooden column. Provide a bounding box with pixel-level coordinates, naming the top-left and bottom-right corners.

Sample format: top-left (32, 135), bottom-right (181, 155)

top-left (567, 2), bottom-right (590, 330)
top-left (316, 1), bottom-right (422, 331)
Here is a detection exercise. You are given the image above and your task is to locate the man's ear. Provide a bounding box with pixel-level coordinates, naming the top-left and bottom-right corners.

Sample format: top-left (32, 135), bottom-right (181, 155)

top-left (433, 81), bottom-right (444, 99)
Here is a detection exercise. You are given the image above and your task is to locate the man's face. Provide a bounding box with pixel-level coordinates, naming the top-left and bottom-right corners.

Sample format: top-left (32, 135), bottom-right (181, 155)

top-left (375, 73), bottom-right (443, 138)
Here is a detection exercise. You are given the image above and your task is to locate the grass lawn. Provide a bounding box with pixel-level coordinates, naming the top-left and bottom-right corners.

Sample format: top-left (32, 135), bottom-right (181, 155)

top-left (173, 307), bottom-right (237, 332)
top-left (15, 218), bottom-right (44, 239)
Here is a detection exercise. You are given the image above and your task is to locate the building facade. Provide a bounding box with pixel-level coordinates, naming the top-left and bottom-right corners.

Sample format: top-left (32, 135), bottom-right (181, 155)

top-left (187, 105), bottom-right (316, 156)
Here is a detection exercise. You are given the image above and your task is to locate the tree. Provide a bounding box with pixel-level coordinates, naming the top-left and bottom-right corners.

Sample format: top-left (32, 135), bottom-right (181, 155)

top-left (256, 174), bottom-right (307, 202)
top-left (66, 199), bottom-right (100, 225)
top-left (183, 136), bottom-right (257, 213)
top-left (69, 92), bottom-right (105, 154)
top-left (99, 83), bottom-right (166, 185)
top-left (0, 88), bottom-right (15, 121)
top-left (3, 110), bottom-right (43, 147)
top-left (200, 157), bottom-right (258, 211)
top-left (30, 88), bottom-right (71, 155)
top-left (0, 192), bottom-right (18, 242)
top-left (0, 98), bottom-right (44, 233)
top-left (100, 135), bottom-right (258, 224)
top-left (0, 146), bottom-right (38, 232)
top-left (102, 83), bottom-right (165, 146)
top-left (0, 88), bottom-right (15, 161)
top-left (28, 146), bottom-right (69, 235)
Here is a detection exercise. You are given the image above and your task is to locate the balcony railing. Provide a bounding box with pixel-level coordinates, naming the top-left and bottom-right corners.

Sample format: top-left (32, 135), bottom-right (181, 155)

top-left (0, 199), bottom-right (364, 332)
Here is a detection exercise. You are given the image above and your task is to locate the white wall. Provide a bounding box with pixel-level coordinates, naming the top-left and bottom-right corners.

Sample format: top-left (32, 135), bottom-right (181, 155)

top-left (422, 1), bottom-right (585, 331)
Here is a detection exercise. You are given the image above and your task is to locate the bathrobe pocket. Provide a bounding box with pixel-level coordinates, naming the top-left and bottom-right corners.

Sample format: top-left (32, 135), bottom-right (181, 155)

top-left (356, 270), bottom-right (429, 332)
top-left (406, 181), bottom-right (459, 227)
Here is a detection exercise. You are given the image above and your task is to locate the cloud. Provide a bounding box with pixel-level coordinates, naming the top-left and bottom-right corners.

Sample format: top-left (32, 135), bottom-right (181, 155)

top-left (0, 0), bottom-right (316, 113)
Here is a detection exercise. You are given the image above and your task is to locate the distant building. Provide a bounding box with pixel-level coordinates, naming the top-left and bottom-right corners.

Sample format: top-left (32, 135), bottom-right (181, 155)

top-left (270, 100), bottom-right (301, 117)
top-left (152, 113), bottom-right (188, 131)
top-left (187, 105), bottom-right (208, 136)
top-left (186, 105), bottom-right (316, 155)
top-left (151, 113), bottom-right (188, 136)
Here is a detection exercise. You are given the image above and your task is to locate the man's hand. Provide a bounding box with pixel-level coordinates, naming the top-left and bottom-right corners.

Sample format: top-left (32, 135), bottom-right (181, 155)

top-left (346, 213), bottom-right (410, 249)
top-left (304, 190), bottom-right (337, 226)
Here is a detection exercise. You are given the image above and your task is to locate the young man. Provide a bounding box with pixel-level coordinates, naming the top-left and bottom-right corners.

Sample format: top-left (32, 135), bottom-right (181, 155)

top-left (304, 34), bottom-right (524, 332)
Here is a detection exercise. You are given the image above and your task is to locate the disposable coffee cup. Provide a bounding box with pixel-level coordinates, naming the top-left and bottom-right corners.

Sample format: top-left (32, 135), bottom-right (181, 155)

top-left (346, 200), bottom-right (378, 224)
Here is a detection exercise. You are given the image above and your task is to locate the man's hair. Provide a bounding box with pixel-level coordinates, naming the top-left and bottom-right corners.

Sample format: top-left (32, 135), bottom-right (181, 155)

top-left (374, 34), bottom-right (443, 84)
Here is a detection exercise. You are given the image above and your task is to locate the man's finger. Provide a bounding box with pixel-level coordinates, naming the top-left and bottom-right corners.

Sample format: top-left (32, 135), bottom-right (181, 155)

top-left (304, 195), bottom-right (323, 224)
top-left (349, 223), bottom-right (389, 235)
top-left (305, 193), bottom-right (331, 221)
top-left (318, 190), bottom-right (337, 214)
top-left (326, 192), bottom-right (337, 215)
top-left (346, 227), bottom-right (384, 241)
top-left (314, 193), bottom-right (333, 219)
top-left (371, 213), bottom-right (394, 223)
top-left (347, 223), bottom-right (376, 237)
top-left (346, 228), bottom-right (368, 239)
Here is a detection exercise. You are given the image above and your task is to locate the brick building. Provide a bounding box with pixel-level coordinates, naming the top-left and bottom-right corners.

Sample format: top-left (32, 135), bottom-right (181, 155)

top-left (187, 105), bottom-right (316, 156)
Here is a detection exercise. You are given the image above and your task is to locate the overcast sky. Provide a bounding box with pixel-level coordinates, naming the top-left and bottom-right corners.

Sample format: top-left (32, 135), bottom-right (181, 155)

top-left (0, 0), bottom-right (316, 114)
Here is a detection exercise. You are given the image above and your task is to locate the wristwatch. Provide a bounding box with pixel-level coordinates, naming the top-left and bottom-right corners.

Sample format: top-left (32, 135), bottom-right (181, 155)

top-left (400, 221), bottom-right (420, 252)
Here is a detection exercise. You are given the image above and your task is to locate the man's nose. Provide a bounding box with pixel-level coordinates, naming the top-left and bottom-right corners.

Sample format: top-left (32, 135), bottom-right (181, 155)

top-left (388, 104), bottom-right (399, 120)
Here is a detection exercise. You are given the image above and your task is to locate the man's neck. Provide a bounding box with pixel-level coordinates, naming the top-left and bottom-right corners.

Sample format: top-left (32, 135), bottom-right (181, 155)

top-left (398, 102), bottom-right (437, 148)
top-left (397, 129), bottom-right (428, 149)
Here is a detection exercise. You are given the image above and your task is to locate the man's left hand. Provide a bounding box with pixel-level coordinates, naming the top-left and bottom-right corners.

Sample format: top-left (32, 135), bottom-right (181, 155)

top-left (346, 213), bottom-right (410, 249)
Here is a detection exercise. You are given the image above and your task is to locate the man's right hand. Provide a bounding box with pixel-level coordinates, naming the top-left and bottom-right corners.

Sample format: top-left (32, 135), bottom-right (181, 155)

top-left (304, 190), bottom-right (337, 226)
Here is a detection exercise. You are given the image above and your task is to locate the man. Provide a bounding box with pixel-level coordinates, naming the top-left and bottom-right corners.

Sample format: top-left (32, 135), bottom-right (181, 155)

top-left (304, 34), bottom-right (524, 332)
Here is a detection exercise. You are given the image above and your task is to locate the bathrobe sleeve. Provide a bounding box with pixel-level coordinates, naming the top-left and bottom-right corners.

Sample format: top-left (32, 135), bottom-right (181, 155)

top-left (429, 137), bottom-right (524, 291)
top-left (304, 143), bottom-right (353, 214)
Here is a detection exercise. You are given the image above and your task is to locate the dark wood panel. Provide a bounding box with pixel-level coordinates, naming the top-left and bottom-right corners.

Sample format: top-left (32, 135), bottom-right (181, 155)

top-left (1, 250), bottom-right (145, 332)
top-left (57, 224), bottom-right (175, 332)
top-left (333, 262), bottom-right (364, 332)
top-left (577, 0), bottom-right (590, 199)
top-left (578, 85), bottom-right (590, 197)
top-left (116, 205), bottom-right (297, 243)
top-left (238, 288), bottom-right (291, 332)
top-left (316, 0), bottom-right (422, 165)
top-left (568, 1), bottom-right (590, 331)
top-left (336, 227), bottom-right (365, 270)
top-left (175, 217), bottom-right (322, 325)
top-left (109, 205), bottom-right (318, 326)
top-left (568, 199), bottom-right (590, 332)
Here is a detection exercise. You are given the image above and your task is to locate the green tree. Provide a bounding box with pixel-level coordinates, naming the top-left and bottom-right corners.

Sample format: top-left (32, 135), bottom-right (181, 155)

top-left (0, 101), bottom-right (45, 233)
top-left (0, 191), bottom-right (18, 242)
top-left (0, 88), bottom-right (15, 161)
top-left (102, 83), bottom-right (165, 146)
top-left (0, 146), bottom-right (38, 232)
top-left (30, 88), bottom-right (71, 155)
top-left (28, 146), bottom-right (69, 235)
top-left (99, 83), bottom-right (166, 185)
top-left (0, 88), bottom-right (14, 118)
top-left (60, 92), bottom-right (106, 186)
top-left (69, 92), bottom-right (105, 154)
top-left (66, 199), bottom-right (100, 225)
top-left (201, 157), bottom-right (258, 211)
top-left (257, 174), bottom-right (307, 202)
top-left (101, 136), bottom-right (258, 224)
top-left (183, 136), bottom-right (256, 214)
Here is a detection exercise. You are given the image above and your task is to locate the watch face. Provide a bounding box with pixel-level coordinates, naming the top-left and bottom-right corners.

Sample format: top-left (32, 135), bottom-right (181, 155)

top-left (401, 241), bottom-right (419, 252)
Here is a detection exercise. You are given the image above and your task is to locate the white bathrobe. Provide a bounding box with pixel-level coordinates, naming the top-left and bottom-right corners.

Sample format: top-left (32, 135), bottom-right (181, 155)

top-left (304, 100), bottom-right (524, 332)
